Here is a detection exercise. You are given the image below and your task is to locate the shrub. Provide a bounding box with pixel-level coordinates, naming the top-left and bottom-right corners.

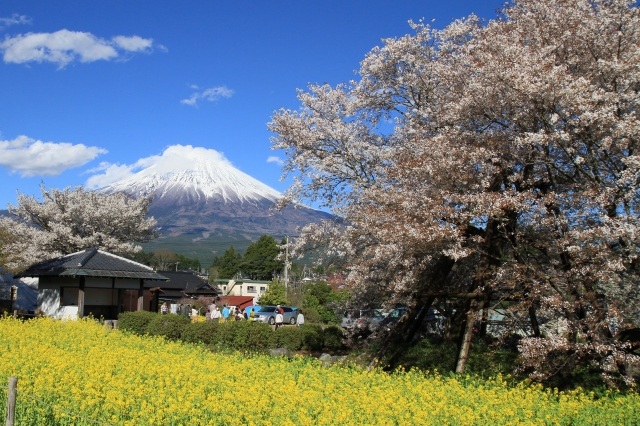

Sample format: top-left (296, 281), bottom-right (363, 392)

top-left (146, 314), bottom-right (190, 341)
top-left (301, 324), bottom-right (324, 351)
top-left (303, 308), bottom-right (320, 324)
top-left (323, 326), bottom-right (344, 351)
top-left (181, 321), bottom-right (221, 345)
top-left (217, 321), bottom-right (274, 353)
top-left (273, 326), bottom-right (303, 352)
top-left (117, 311), bottom-right (158, 335)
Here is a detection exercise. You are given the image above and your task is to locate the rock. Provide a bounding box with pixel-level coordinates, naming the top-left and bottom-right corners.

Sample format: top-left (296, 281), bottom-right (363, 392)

top-left (337, 356), bottom-right (348, 365)
top-left (318, 353), bottom-right (334, 366)
top-left (269, 348), bottom-right (292, 357)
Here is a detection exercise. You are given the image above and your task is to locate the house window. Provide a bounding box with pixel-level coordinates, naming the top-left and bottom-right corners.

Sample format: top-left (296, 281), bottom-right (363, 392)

top-left (61, 287), bottom-right (78, 306)
top-left (247, 286), bottom-right (256, 293)
top-left (260, 287), bottom-right (266, 294)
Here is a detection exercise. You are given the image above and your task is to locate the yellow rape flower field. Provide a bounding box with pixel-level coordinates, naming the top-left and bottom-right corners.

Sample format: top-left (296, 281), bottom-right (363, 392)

top-left (0, 317), bottom-right (638, 425)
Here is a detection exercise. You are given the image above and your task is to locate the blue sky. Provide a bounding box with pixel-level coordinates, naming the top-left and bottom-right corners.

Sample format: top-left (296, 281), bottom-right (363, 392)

top-left (0, 0), bottom-right (503, 208)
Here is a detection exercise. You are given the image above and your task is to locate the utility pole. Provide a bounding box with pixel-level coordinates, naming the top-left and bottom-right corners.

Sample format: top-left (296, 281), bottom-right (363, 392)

top-left (284, 236), bottom-right (290, 297)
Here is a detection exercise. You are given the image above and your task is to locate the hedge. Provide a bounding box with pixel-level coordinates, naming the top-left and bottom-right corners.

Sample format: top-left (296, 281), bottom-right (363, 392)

top-left (273, 326), bottom-right (303, 352)
top-left (117, 311), bottom-right (158, 335)
top-left (146, 314), bottom-right (191, 341)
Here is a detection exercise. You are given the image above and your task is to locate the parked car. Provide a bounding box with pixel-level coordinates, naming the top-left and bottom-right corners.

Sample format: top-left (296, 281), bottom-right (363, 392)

top-left (341, 309), bottom-right (384, 329)
top-left (379, 307), bottom-right (407, 328)
top-left (255, 305), bottom-right (297, 325)
top-left (380, 306), bottom-right (444, 332)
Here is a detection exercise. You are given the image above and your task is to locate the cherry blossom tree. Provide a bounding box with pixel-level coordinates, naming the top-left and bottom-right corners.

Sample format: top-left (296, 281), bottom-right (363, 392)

top-left (270, 0), bottom-right (640, 384)
top-left (0, 185), bottom-right (157, 272)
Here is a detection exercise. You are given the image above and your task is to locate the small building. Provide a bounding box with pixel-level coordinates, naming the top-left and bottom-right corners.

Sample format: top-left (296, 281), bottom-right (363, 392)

top-left (144, 271), bottom-right (221, 308)
top-left (213, 279), bottom-right (270, 298)
top-left (16, 248), bottom-right (168, 320)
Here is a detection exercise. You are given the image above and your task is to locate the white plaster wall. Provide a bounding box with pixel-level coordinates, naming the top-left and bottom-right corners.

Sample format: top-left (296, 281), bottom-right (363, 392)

top-left (37, 285), bottom-right (60, 317)
top-left (37, 281), bottom-right (80, 319)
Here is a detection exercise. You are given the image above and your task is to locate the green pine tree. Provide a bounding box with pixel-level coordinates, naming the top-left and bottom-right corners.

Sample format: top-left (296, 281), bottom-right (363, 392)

top-left (240, 235), bottom-right (284, 280)
top-left (218, 246), bottom-right (242, 279)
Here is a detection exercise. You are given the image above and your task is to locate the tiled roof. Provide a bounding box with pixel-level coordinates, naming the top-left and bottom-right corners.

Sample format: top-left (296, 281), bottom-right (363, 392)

top-left (144, 271), bottom-right (221, 295)
top-left (16, 248), bottom-right (169, 280)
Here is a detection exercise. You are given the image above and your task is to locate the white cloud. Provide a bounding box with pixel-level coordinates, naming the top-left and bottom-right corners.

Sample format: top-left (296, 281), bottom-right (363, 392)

top-left (181, 85), bottom-right (234, 106)
top-left (0, 135), bottom-right (107, 177)
top-left (0, 14), bottom-right (31, 28)
top-left (85, 144), bottom-right (233, 189)
top-left (0, 29), bottom-right (155, 68)
top-left (267, 156), bottom-right (284, 166)
top-left (84, 162), bottom-right (137, 189)
top-left (111, 35), bottom-right (152, 52)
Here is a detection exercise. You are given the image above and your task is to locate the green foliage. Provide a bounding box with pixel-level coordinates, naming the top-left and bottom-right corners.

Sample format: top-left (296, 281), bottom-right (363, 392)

top-left (322, 326), bottom-right (344, 351)
top-left (301, 324), bottom-right (324, 351)
top-left (273, 326), bottom-right (303, 352)
top-left (117, 311), bottom-right (158, 335)
top-left (181, 321), bottom-right (221, 345)
top-left (217, 321), bottom-right (274, 353)
top-left (380, 337), bottom-right (519, 379)
top-left (302, 281), bottom-right (348, 324)
top-left (146, 314), bottom-right (190, 341)
top-left (176, 253), bottom-right (201, 271)
top-left (240, 235), bottom-right (284, 280)
top-left (302, 308), bottom-right (320, 323)
top-left (217, 246), bottom-right (242, 279)
top-left (259, 279), bottom-right (287, 305)
top-left (128, 250), bottom-right (155, 267)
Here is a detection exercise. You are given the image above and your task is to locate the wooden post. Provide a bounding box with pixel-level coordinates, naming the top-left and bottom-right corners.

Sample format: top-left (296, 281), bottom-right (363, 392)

top-left (9, 286), bottom-right (16, 315)
top-left (77, 277), bottom-right (85, 318)
top-left (137, 279), bottom-right (144, 311)
top-left (5, 376), bottom-right (17, 426)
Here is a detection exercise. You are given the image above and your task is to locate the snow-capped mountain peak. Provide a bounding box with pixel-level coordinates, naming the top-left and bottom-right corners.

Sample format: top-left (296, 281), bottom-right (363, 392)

top-left (100, 145), bottom-right (281, 205)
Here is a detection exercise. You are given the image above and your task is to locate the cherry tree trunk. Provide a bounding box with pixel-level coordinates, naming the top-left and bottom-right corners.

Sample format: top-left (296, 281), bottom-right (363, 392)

top-left (455, 299), bottom-right (483, 374)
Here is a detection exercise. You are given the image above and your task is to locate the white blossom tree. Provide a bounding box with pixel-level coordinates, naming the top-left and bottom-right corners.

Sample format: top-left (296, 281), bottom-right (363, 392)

top-left (270, 0), bottom-right (640, 384)
top-left (0, 186), bottom-right (157, 272)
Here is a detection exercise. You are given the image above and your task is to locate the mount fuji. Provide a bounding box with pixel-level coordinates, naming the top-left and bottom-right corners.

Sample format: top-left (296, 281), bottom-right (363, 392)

top-left (99, 145), bottom-right (330, 266)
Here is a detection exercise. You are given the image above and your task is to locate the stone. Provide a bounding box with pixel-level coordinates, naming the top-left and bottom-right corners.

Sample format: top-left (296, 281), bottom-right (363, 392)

top-left (269, 348), bottom-right (292, 357)
top-left (318, 353), bottom-right (334, 366)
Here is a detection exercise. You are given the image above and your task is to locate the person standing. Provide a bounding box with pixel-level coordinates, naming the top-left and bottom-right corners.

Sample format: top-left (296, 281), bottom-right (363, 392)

top-left (191, 306), bottom-right (199, 323)
top-left (296, 309), bottom-right (304, 327)
top-left (249, 308), bottom-right (255, 321)
top-left (275, 310), bottom-right (284, 330)
top-left (211, 305), bottom-right (221, 323)
top-left (221, 305), bottom-right (230, 323)
top-left (161, 301), bottom-right (168, 315)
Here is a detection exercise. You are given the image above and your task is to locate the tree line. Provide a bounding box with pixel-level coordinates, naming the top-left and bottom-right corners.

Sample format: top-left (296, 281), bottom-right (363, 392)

top-left (209, 235), bottom-right (284, 280)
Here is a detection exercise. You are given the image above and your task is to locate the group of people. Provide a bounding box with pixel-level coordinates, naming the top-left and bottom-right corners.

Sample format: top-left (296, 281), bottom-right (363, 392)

top-left (207, 304), bottom-right (253, 322)
top-left (160, 301), bottom-right (305, 328)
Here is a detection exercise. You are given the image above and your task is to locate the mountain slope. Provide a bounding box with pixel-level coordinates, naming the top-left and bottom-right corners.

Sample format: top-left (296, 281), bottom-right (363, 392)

top-left (100, 145), bottom-right (330, 265)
